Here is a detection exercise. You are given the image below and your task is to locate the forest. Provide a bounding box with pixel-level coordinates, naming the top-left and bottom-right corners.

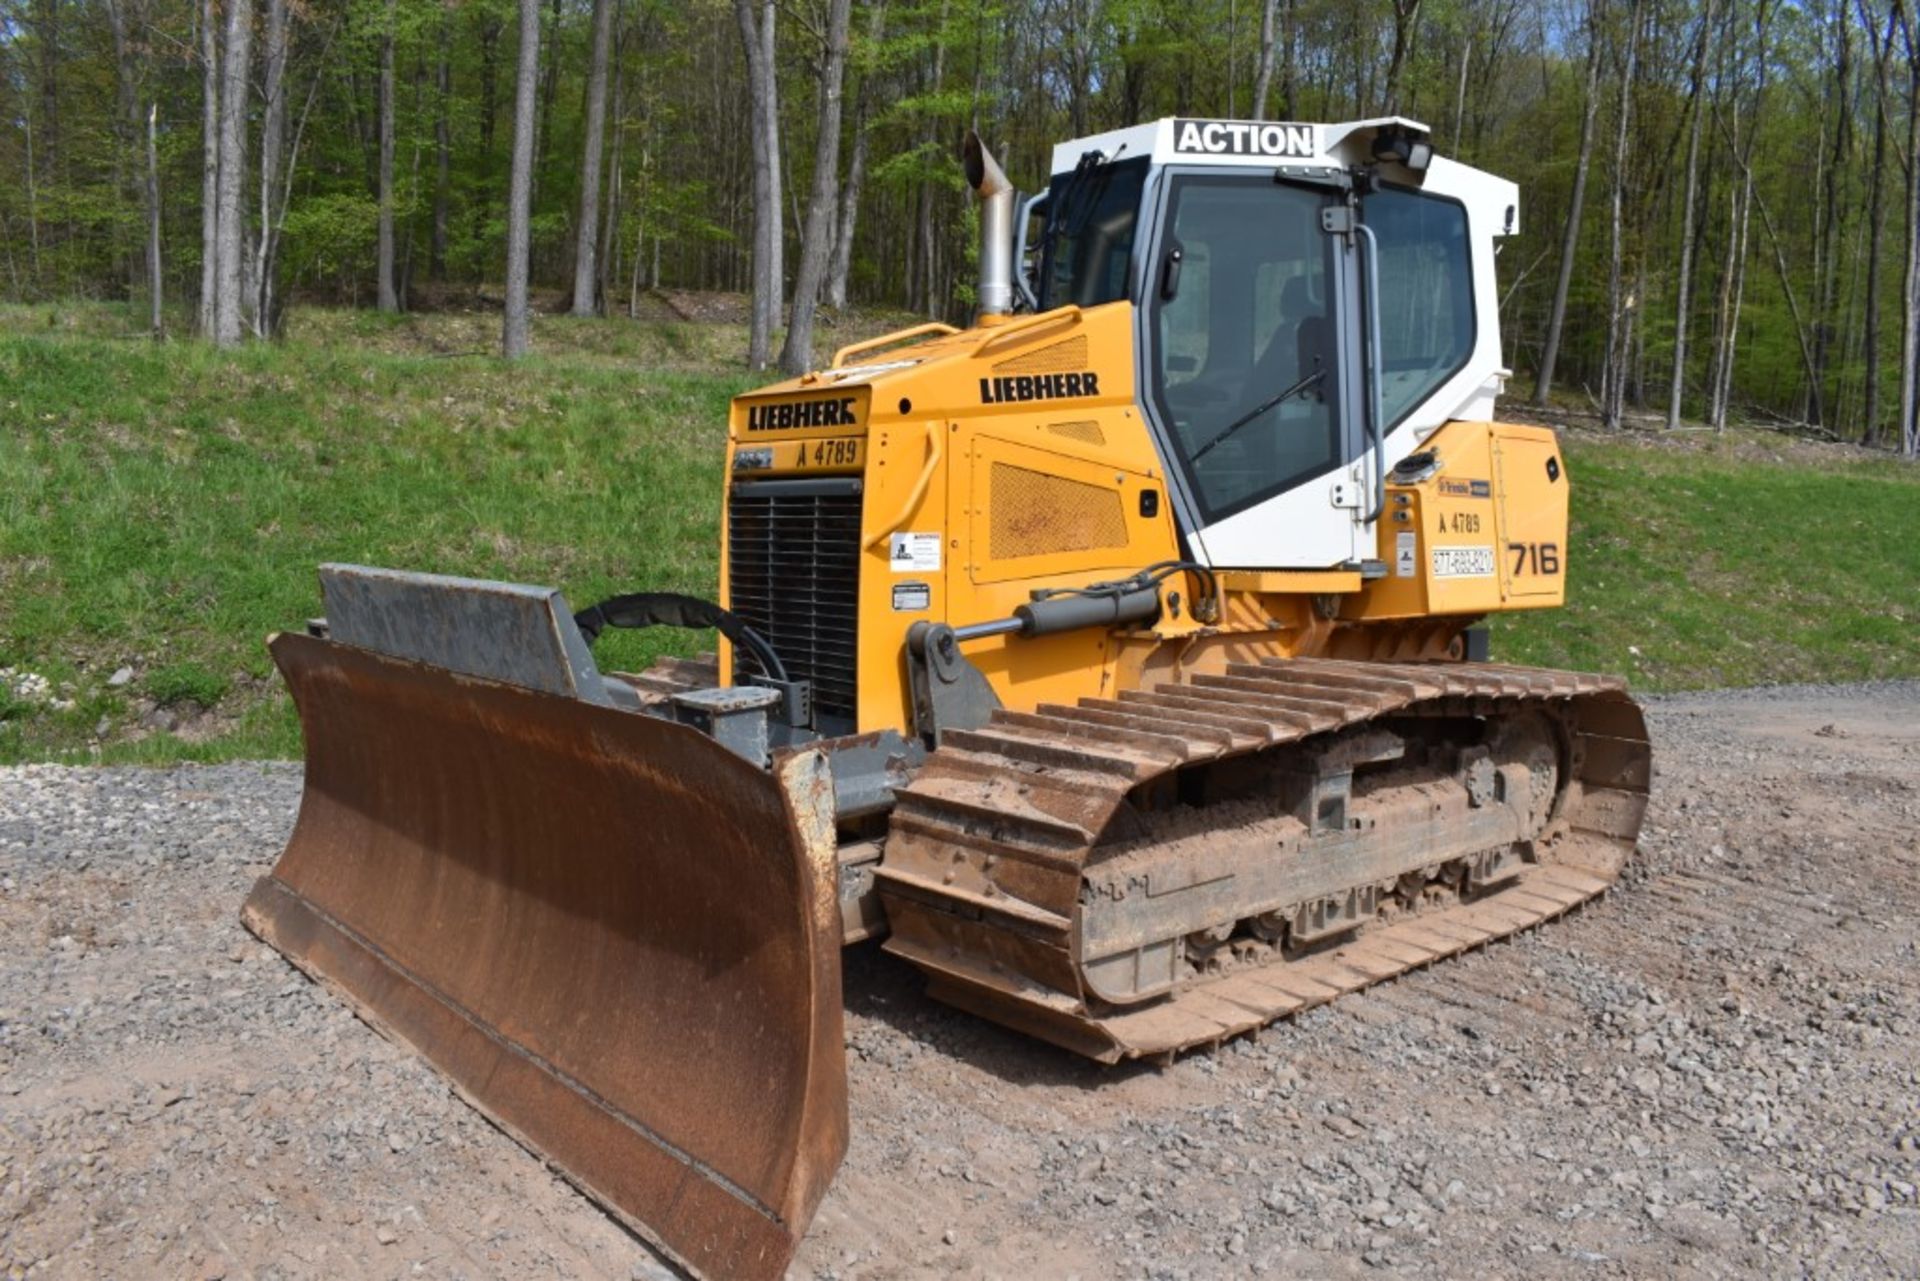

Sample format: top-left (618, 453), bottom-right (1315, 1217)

top-left (3, 0), bottom-right (1919, 454)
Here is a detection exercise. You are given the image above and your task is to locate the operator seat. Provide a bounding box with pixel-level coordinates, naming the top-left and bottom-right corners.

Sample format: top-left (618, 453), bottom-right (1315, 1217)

top-left (1251, 273), bottom-right (1329, 399)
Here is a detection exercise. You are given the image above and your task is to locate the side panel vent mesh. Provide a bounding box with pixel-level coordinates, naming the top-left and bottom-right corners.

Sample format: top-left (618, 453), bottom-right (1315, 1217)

top-left (992, 334), bottom-right (1089, 375)
top-left (1046, 420), bottom-right (1107, 446)
top-left (989, 464), bottom-right (1128, 561)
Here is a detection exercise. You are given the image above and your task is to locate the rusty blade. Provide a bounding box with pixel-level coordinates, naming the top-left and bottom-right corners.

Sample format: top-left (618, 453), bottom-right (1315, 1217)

top-left (243, 632), bottom-right (847, 1280)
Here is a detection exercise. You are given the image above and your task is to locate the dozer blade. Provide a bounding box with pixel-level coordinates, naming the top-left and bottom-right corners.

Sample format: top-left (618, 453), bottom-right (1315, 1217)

top-left (244, 631), bottom-right (848, 1281)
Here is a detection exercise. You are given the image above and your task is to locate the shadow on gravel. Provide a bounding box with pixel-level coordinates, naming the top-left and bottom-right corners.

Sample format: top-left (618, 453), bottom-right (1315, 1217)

top-left (837, 941), bottom-right (1162, 1091)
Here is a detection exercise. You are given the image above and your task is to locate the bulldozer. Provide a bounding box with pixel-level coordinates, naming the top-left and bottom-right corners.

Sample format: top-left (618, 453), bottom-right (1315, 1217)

top-left (242, 116), bottom-right (1650, 1279)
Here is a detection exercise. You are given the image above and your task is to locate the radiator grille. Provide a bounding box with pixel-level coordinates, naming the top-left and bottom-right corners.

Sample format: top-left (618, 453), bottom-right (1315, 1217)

top-left (727, 480), bottom-right (862, 724)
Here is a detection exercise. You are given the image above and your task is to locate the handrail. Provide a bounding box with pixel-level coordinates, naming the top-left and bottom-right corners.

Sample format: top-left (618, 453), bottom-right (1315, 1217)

top-left (1355, 223), bottom-right (1386, 526)
top-left (968, 305), bottom-right (1083, 360)
top-left (830, 323), bottom-right (960, 370)
top-left (864, 420), bottom-right (943, 550)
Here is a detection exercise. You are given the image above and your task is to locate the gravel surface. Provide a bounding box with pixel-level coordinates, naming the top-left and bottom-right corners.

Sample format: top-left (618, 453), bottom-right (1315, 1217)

top-left (2, 683), bottom-right (1918, 1279)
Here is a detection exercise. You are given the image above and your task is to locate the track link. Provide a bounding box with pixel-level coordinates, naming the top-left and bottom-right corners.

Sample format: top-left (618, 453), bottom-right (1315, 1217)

top-left (876, 658), bottom-right (1650, 1062)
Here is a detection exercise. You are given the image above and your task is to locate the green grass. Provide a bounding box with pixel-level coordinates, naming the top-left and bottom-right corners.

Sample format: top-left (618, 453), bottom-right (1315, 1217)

top-left (2, 302), bottom-right (1917, 764)
top-left (1493, 432), bottom-right (1920, 688)
top-left (145, 661), bottom-right (231, 709)
top-left (0, 301), bottom-right (806, 763)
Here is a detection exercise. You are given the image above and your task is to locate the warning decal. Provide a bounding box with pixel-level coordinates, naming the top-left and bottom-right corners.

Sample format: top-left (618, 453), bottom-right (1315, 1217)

top-left (889, 532), bottom-right (942, 573)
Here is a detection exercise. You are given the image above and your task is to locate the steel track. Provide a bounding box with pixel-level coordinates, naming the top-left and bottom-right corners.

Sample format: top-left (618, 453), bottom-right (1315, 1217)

top-left (876, 658), bottom-right (1651, 1062)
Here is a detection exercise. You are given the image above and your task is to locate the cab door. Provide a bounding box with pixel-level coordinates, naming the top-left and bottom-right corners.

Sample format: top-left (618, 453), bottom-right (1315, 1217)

top-left (1137, 170), bottom-right (1368, 569)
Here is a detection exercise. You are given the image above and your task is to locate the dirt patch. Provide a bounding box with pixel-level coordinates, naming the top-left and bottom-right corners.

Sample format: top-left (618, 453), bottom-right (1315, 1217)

top-left (2, 685), bottom-right (1917, 1279)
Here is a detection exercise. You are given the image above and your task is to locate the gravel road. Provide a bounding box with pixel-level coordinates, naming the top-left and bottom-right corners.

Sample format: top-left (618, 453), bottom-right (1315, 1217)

top-left (3, 683), bottom-right (1918, 1280)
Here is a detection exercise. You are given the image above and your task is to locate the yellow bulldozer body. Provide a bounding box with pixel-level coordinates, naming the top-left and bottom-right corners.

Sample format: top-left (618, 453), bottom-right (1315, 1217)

top-left (723, 298), bottom-right (1571, 733)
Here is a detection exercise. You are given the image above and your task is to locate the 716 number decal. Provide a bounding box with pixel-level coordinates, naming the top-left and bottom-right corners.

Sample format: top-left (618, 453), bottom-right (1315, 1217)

top-left (1508, 541), bottom-right (1561, 576)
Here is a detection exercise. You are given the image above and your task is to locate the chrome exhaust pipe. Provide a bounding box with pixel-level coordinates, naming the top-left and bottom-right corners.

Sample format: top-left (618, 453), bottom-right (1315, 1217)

top-left (963, 130), bottom-right (1015, 318)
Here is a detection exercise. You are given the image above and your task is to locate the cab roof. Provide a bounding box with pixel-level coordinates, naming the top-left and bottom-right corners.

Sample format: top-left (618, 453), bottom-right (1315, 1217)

top-left (1047, 116), bottom-right (1432, 178)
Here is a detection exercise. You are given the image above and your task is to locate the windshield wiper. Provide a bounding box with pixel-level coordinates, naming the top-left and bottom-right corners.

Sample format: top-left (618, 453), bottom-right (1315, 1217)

top-left (1188, 365), bottom-right (1325, 464)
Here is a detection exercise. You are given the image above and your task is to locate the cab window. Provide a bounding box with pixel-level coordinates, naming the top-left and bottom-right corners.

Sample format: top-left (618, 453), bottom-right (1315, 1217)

top-left (1148, 176), bottom-right (1341, 524)
top-left (1036, 157), bottom-right (1150, 309)
top-left (1365, 187), bottom-right (1475, 428)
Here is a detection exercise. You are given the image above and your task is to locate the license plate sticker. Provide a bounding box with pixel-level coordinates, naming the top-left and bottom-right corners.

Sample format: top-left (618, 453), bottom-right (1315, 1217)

top-left (1431, 545), bottom-right (1495, 578)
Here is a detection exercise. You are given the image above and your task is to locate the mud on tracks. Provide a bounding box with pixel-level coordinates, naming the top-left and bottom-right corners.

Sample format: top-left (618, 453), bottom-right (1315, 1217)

top-left (2, 684), bottom-right (1917, 1279)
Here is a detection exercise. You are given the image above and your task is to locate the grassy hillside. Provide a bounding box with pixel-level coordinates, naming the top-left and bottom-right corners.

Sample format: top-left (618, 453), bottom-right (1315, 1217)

top-left (1492, 428), bottom-right (1918, 689)
top-left (3, 303), bottom-right (1917, 764)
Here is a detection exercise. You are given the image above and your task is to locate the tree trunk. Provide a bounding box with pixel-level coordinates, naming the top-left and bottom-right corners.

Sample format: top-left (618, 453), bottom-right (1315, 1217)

top-left (779, 0), bottom-right (854, 375)
top-left (504, 0), bottom-right (542, 358)
top-left (1716, 172), bottom-right (1754, 429)
top-left (1667, 0), bottom-right (1715, 429)
top-left (212, 0), bottom-right (252, 347)
top-left (1748, 182), bottom-right (1825, 420)
top-left (254, 0), bottom-right (289, 336)
top-left (1629, 250), bottom-right (1649, 405)
top-left (571, 0), bottom-right (616, 316)
top-left (630, 143), bottom-right (652, 315)
top-left (200, 0), bottom-right (220, 334)
top-left (917, 1), bottom-right (949, 317)
top-left (1532, 3), bottom-right (1603, 406)
top-left (827, 121), bottom-right (870, 312)
top-left (399, 60), bottom-right (426, 303)
top-left (534, 0), bottom-right (562, 207)
top-left (35, 0), bottom-right (60, 186)
top-left (1707, 184), bottom-right (1735, 429)
top-left (1811, 2), bottom-right (1853, 426)
top-left (1280, 0), bottom-right (1298, 116)
top-left (22, 99), bottom-right (43, 288)
top-left (599, 15), bottom-right (626, 311)
top-left (1451, 27), bottom-right (1472, 147)
top-left (1865, 2), bottom-right (1895, 444)
top-left (147, 102), bottom-right (164, 336)
top-left (106, 0), bottom-right (140, 296)
top-left (1722, 1), bottom-right (1775, 428)
top-left (734, 0), bottom-right (782, 370)
top-left (1250, 0), bottom-right (1281, 120)
top-left (1903, 8), bottom-right (1920, 455)
top-left (1601, 0), bottom-right (1642, 431)
top-left (377, 0), bottom-right (400, 313)
top-left (480, 16), bottom-right (500, 157)
top-left (1382, 0), bottom-right (1422, 114)
top-left (1066, 0), bottom-right (1090, 134)
top-left (432, 0), bottom-right (452, 281)
top-left (827, 1), bottom-right (887, 311)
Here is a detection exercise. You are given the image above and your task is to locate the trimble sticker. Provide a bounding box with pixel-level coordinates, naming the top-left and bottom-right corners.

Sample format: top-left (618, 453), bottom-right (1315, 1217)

top-left (1437, 477), bottom-right (1492, 500)
top-left (889, 531), bottom-right (942, 573)
top-left (1172, 119), bottom-right (1317, 159)
top-left (1432, 546), bottom-right (1496, 578)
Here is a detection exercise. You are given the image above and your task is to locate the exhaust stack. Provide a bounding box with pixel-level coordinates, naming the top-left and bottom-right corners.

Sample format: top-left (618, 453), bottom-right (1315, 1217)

top-left (963, 131), bottom-right (1015, 319)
